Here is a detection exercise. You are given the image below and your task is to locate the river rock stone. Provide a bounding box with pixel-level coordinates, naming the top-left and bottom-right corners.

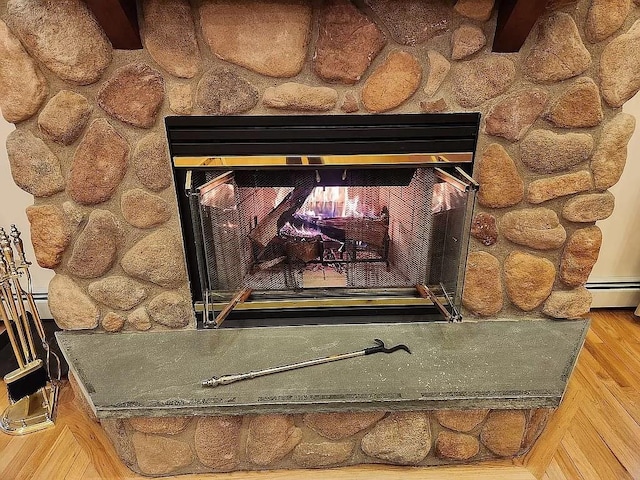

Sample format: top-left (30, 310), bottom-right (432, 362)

top-left (424, 50), bottom-right (450, 97)
top-left (133, 133), bottom-right (172, 192)
top-left (560, 226), bottom-right (602, 287)
top-left (0, 19), bottom-right (47, 123)
top-left (500, 208), bottom-right (567, 250)
top-left (462, 251), bottom-right (503, 316)
top-left (141, 0), bottom-right (201, 78)
top-left (341, 93), bottom-right (359, 113)
top-left (147, 292), bottom-right (192, 329)
top-left (26, 205), bottom-right (71, 269)
top-left (246, 415), bottom-right (302, 466)
top-left (263, 83), bottom-right (338, 111)
top-left (451, 24), bottom-right (486, 60)
top-left (436, 409), bottom-right (489, 432)
top-left (314, 0), bottom-right (386, 84)
top-left (362, 51), bottom-right (421, 112)
top-left (524, 13), bottom-right (591, 83)
top-left (88, 276), bottom-right (147, 311)
top-left (585, 0), bottom-right (631, 43)
top-left (522, 409), bottom-right (554, 451)
top-left (454, 0), bottom-right (495, 21)
top-left (200, 0), bottom-right (311, 78)
top-left (504, 251), bottom-right (556, 311)
top-left (68, 119), bottom-right (129, 205)
top-left (591, 113), bottom-right (636, 190)
top-left (101, 419), bottom-right (136, 468)
top-left (562, 192), bottom-right (615, 222)
top-left (101, 312), bottom-right (125, 332)
top-left (420, 98), bottom-right (449, 113)
top-left (545, 78), bottom-right (603, 128)
top-left (292, 441), bottom-right (354, 467)
top-left (600, 20), bottom-right (640, 107)
top-left (471, 212), bottom-right (498, 246)
top-left (98, 63), bottom-right (165, 128)
top-left (521, 130), bottom-right (594, 175)
top-left (476, 144), bottom-right (523, 208)
top-left (130, 417), bottom-right (191, 435)
top-left (364, 0), bottom-right (451, 45)
top-left (121, 189), bottom-right (171, 229)
top-left (168, 83), bottom-right (193, 115)
top-left (5, 0), bottom-right (111, 85)
top-left (480, 410), bottom-right (526, 457)
top-left (453, 56), bottom-right (516, 107)
top-left (194, 416), bottom-right (242, 471)
top-left (38, 91), bottom-right (92, 145)
top-left (526, 170), bottom-right (593, 204)
top-left (48, 274), bottom-right (99, 330)
top-left (436, 431), bottom-right (480, 460)
top-left (67, 210), bottom-right (121, 279)
top-left (303, 412), bottom-right (385, 440)
top-left (131, 432), bottom-right (194, 476)
top-left (6, 130), bottom-right (64, 197)
top-left (361, 412), bottom-right (431, 465)
top-left (484, 89), bottom-right (548, 142)
top-left (196, 68), bottom-right (258, 114)
top-left (543, 287), bottom-right (592, 318)
top-left (127, 307), bottom-right (152, 331)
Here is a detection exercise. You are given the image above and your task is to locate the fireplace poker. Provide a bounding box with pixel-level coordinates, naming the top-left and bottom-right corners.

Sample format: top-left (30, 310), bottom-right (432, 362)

top-left (202, 338), bottom-right (411, 388)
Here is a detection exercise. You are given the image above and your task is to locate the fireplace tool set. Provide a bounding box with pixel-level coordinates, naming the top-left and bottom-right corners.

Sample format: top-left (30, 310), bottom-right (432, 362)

top-left (0, 225), bottom-right (60, 435)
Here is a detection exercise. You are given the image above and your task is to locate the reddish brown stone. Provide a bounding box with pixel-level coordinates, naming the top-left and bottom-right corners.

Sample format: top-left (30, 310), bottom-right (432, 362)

top-left (504, 251), bottom-right (556, 311)
top-left (454, 0), bottom-right (495, 21)
top-left (67, 210), bottom-right (121, 279)
top-left (246, 415), bottom-right (302, 466)
top-left (436, 431), bottom-right (480, 460)
top-left (471, 213), bottom-right (498, 246)
top-left (26, 205), bottom-right (71, 269)
top-left (101, 312), bottom-right (125, 333)
top-left (454, 56), bottom-right (516, 108)
top-left (194, 416), bottom-right (242, 471)
top-left (462, 252), bottom-right (503, 316)
top-left (480, 410), bottom-right (526, 457)
top-left (133, 133), bottom-right (172, 192)
top-left (545, 78), bottom-right (603, 128)
top-left (121, 189), bottom-right (171, 229)
top-left (303, 411), bottom-right (385, 440)
top-left (436, 409), bottom-right (489, 432)
top-left (340, 93), bottom-right (359, 113)
top-left (560, 226), bottom-right (602, 287)
top-left (420, 98), bottom-right (449, 113)
top-left (484, 89), bottom-right (548, 142)
top-left (476, 144), bottom-right (523, 208)
top-left (451, 24), bottom-right (486, 60)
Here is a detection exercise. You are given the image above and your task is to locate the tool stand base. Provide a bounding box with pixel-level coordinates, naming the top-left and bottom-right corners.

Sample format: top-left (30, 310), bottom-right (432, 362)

top-left (1, 383), bottom-right (58, 436)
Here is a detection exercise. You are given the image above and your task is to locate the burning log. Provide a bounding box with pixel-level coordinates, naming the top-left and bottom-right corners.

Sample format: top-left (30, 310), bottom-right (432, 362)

top-left (315, 216), bottom-right (389, 250)
top-left (285, 238), bottom-right (321, 263)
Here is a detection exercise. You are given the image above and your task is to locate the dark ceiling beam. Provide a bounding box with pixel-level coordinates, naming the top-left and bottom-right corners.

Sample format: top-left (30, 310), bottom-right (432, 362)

top-left (492, 0), bottom-right (551, 53)
top-left (85, 0), bottom-right (142, 50)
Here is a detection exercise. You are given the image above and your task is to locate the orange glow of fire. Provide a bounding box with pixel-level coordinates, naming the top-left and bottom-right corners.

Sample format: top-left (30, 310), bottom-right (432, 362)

top-left (275, 186), bottom-right (366, 218)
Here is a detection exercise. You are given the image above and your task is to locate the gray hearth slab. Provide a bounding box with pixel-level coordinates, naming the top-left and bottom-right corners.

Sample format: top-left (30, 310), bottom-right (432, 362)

top-left (56, 319), bottom-right (589, 418)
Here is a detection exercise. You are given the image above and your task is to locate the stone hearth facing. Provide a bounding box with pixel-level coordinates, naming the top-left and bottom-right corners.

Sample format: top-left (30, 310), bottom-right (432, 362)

top-left (0, 0), bottom-right (639, 475)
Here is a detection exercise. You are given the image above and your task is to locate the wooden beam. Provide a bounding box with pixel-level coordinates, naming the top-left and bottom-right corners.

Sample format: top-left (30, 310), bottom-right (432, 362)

top-left (492, 0), bottom-right (551, 53)
top-left (85, 0), bottom-right (142, 50)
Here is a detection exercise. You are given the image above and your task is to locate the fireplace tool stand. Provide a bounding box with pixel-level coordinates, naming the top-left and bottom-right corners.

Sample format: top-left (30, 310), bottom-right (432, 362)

top-left (0, 226), bottom-right (60, 436)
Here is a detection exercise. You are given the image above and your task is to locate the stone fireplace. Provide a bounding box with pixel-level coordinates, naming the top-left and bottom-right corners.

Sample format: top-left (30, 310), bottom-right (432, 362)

top-left (1, 0), bottom-right (639, 475)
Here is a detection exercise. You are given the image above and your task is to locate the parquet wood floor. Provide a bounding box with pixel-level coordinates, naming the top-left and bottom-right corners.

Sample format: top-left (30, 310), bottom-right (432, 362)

top-left (1, 309), bottom-right (638, 479)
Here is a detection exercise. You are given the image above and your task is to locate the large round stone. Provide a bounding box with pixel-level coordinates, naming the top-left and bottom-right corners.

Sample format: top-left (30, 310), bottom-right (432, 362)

top-left (545, 78), bottom-right (603, 128)
top-left (484, 89), bottom-right (548, 142)
top-left (526, 170), bottom-right (593, 204)
top-left (48, 274), bottom-right (99, 330)
top-left (480, 410), bottom-right (526, 457)
top-left (5, 0), bottom-right (112, 85)
top-left (504, 251), bottom-right (556, 311)
top-left (361, 412), bottom-right (431, 465)
top-left (453, 56), bottom-right (515, 108)
top-left (292, 441), bottom-right (354, 468)
top-left (500, 208), bottom-right (566, 250)
top-left (600, 20), bottom-right (640, 107)
top-left (591, 113), bottom-right (636, 190)
top-left (542, 287), bottom-right (592, 318)
top-left (585, 0), bottom-right (631, 43)
top-left (303, 411), bottom-right (385, 440)
top-left (38, 90), bottom-right (92, 145)
top-left (194, 416), bottom-right (242, 470)
top-left (263, 83), bottom-right (338, 111)
top-left (131, 432), bottom-right (194, 476)
top-left (423, 50), bottom-right (450, 98)
top-left (560, 226), bottom-right (602, 287)
top-left (26, 204), bottom-right (71, 269)
top-left (476, 144), bottom-right (523, 208)
top-left (133, 133), bottom-right (172, 192)
top-left (435, 409), bottom-right (489, 432)
top-left (121, 189), bottom-right (171, 229)
top-left (462, 252), bottom-right (503, 316)
top-left (0, 19), bottom-right (47, 123)
top-left (451, 24), bottom-right (486, 60)
top-left (67, 210), bottom-right (121, 279)
top-left (147, 292), bottom-right (192, 329)
top-left (435, 431), bottom-right (480, 460)
top-left (562, 192), bottom-right (615, 222)
top-left (520, 130), bottom-right (594, 174)
top-left (362, 51), bottom-right (422, 113)
top-left (246, 415), bottom-right (302, 466)
top-left (196, 68), bottom-right (258, 115)
top-left (454, 0), bottom-right (495, 21)
top-left (130, 417), bottom-right (191, 435)
top-left (88, 276), bottom-right (148, 311)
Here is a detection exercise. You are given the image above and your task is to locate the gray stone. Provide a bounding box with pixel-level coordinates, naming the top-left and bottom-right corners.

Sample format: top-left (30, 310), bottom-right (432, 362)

top-left (600, 20), bottom-right (640, 107)
top-left (435, 431), bottom-right (480, 460)
top-left (520, 130), bottom-right (594, 174)
top-left (102, 312), bottom-right (125, 333)
top-left (147, 292), bottom-right (191, 329)
top-left (246, 415), bottom-right (302, 466)
top-left (545, 77), bottom-right (603, 128)
top-left (560, 226), bottom-right (602, 287)
top-left (543, 287), bottom-right (592, 318)
top-left (48, 274), bottom-right (99, 330)
top-left (38, 90), bottom-right (92, 145)
top-left (364, 0), bottom-right (451, 45)
top-left (435, 409), bottom-right (489, 432)
top-left (127, 307), bottom-right (152, 331)
top-left (168, 83), bottom-right (193, 115)
top-left (453, 56), bottom-right (516, 107)
top-left (292, 441), bottom-right (354, 467)
top-left (88, 276), bottom-right (148, 311)
top-left (98, 63), bottom-right (165, 128)
top-left (454, 0), bottom-right (495, 21)
top-left (451, 24), bottom-right (486, 60)
top-left (480, 410), bottom-right (526, 457)
top-left (362, 51), bottom-right (422, 113)
top-left (462, 252), bottom-right (503, 316)
top-left (524, 13), bottom-right (591, 82)
top-left (361, 412), bottom-right (431, 465)
top-left (591, 113), bottom-right (636, 190)
top-left (6, 130), bottom-right (64, 197)
top-left (526, 170), bottom-right (593, 204)
top-left (141, 0), bottom-right (201, 78)
top-left (263, 83), bottom-right (338, 111)
top-left (423, 50), bottom-right (450, 98)
top-left (504, 251), bottom-right (556, 311)
top-left (194, 416), bottom-right (242, 470)
top-left (500, 208), bottom-right (567, 250)
top-left (0, 19), bottom-right (47, 123)
top-left (68, 119), bottom-right (129, 205)
top-left (130, 417), bottom-right (191, 435)
top-left (121, 189), bottom-right (171, 229)
top-left (471, 212), bottom-right (498, 246)
top-left (340, 93), bottom-right (359, 113)
top-left (314, 0), bottom-right (386, 84)
top-left (476, 143), bottom-right (523, 208)
top-left (303, 411), bottom-right (385, 440)
top-left (484, 89), bottom-right (548, 142)
top-left (26, 205), bottom-right (71, 269)
top-left (5, 0), bottom-right (111, 85)
top-left (585, 0), bottom-right (631, 43)
top-left (200, 0), bottom-right (311, 78)
top-left (562, 192), bottom-right (615, 222)
top-left (133, 133), bottom-right (172, 192)
top-left (67, 210), bottom-right (121, 279)
top-left (196, 68), bottom-right (258, 115)
top-left (131, 432), bottom-right (194, 476)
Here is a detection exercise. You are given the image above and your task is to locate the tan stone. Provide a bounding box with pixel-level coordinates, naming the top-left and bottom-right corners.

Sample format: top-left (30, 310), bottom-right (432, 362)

top-left (585, 0), bottom-right (631, 43)
top-left (341, 93), bottom-right (359, 113)
top-left (454, 0), bottom-right (495, 21)
top-left (361, 51), bottom-right (422, 113)
top-left (200, 0), bottom-right (311, 78)
top-left (38, 90), bottom-right (92, 145)
top-left (361, 412), bottom-right (431, 465)
top-left (194, 416), bottom-right (242, 471)
top-left (545, 78), bottom-right (603, 128)
top-left (246, 415), bottom-right (302, 466)
top-left (543, 287), bottom-right (592, 318)
top-left (471, 213), bottom-right (498, 246)
top-left (0, 19), bottom-right (47, 123)
top-left (435, 409), bottom-right (489, 432)
top-left (303, 411), bottom-right (386, 440)
top-left (500, 208), bottom-right (567, 250)
top-left (292, 441), bottom-right (354, 467)
top-left (147, 292), bottom-right (192, 329)
top-left (562, 192), bottom-right (615, 222)
top-left (600, 20), bottom-right (640, 107)
top-left (48, 275), bottom-right (99, 330)
top-left (196, 68), bottom-right (258, 115)
top-left (101, 419), bottom-right (136, 468)
top-left (26, 205), bottom-right (71, 269)
top-left (504, 251), bottom-right (556, 311)
top-left (453, 56), bottom-right (515, 107)
top-left (130, 417), bottom-right (191, 435)
top-left (263, 83), bottom-right (337, 112)
top-left (480, 410), bottom-right (526, 457)
top-left (484, 89), bottom-right (548, 142)
top-left (121, 189), bottom-right (171, 229)
top-left (476, 144), bottom-right (523, 208)
top-left (591, 113), bottom-right (636, 190)
top-left (420, 98), bottom-right (449, 113)
top-left (62, 201), bottom-right (85, 231)
top-left (462, 252), bottom-right (503, 316)
top-left (527, 171), bottom-right (593, 204)
top-left (423, 50), bottom-right (450, 97)
top-left (67, 210), bottom-right (121, 279)
top-left (521, 409), bottom-right (554, 452)
top-left (88, 276), bottom-right (148, 311)
top-left (451, 24), bottom-right (486, 60)
top-left (560, 226), bottom-right (602, 287)
top-left (127, 307), bottom-right (152, 331)
top-left (101, 312), bottom-right (125, 333)
top-left (169, 83), bottom-right (193, 115)
top-left (520, 130), bottom-right (594, 174)
top-left (133, 133), bottom-right (172, 192)
top-left (131, 432), bottom-right (194, 476)
top-left (435, 431), bottom-right (480, 460)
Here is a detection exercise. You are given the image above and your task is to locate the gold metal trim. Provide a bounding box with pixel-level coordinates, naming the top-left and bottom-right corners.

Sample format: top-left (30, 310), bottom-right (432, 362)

top-left (4, 359), bottom-right (43, 383)
top-left (0, 384), bottom-right (58, 436)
